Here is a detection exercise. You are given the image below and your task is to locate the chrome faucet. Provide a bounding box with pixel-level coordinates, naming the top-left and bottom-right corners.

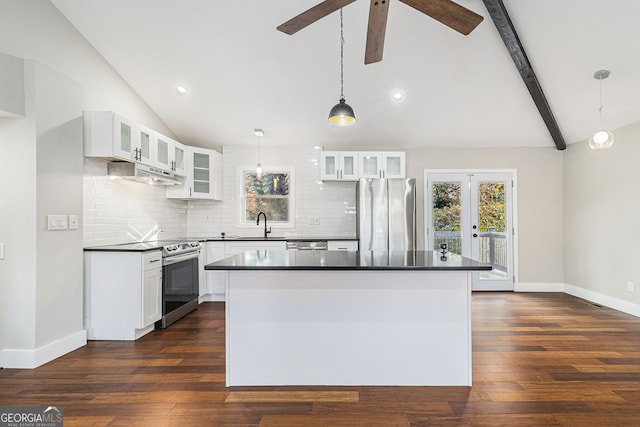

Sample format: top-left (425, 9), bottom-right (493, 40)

top-left (256, 211), bottom-right (271, 239)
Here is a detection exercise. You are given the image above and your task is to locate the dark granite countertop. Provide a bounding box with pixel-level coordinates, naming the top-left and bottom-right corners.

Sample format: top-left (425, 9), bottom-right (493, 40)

top-left (199, 236), bottom-right (358, 242)
top-left (84, 240), bottom-right (175, 252)
top-left (84, 237), bottom-right (358, 252)
top-left (205, 250), bottom-right (492, 271)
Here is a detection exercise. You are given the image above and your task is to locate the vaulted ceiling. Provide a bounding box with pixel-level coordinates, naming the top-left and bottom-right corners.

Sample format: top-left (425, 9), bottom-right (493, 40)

top-left (51, 0), bottom-right (640, 150)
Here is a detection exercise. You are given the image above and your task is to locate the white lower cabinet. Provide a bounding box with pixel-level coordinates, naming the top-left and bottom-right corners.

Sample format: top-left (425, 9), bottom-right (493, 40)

top-left (205, 242), bottom-right (226, 301)
top-left (328, 240), bottom-right (359, 251)
top-left (84, 250), bottom-right (162, 340)
top-left (224, 240), bottom-right (287, 255)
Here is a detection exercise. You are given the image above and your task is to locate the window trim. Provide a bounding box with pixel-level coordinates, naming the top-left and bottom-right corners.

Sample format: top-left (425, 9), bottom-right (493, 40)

top-left (237, 166), bottom-right (295, 229)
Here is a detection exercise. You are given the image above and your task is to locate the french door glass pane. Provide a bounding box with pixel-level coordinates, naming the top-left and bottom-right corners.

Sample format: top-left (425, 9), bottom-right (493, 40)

top-left (432, 182), bottom-right (462, 255)
top-left (477, 181), bottom-right (507, 280)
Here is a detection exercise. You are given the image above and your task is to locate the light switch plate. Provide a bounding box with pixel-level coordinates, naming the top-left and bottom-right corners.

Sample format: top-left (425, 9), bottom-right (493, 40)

top-left (47, 215), bottom-right (68, 230)
top-left (0, 243), bottom-right (4, 260)
top-left (68, 215), bottom-right (79, 230)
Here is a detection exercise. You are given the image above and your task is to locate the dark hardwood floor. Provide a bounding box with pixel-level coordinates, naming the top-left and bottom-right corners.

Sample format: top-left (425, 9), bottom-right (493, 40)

top-left (2, 292), bottom-right (640, 426)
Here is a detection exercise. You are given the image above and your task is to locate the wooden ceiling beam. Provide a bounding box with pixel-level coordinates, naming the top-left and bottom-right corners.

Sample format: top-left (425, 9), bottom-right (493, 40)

top-left (482, 0), bottom-right (566, 150)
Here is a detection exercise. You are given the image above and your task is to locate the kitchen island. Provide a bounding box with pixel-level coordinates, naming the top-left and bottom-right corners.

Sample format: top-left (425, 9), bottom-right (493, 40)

top-left (206, 250), bottom-right (491, 387)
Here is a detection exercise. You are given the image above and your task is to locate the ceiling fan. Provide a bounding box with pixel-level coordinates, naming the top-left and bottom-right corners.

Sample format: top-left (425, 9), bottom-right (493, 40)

top-left (277, 0), bottom-right (484, 64)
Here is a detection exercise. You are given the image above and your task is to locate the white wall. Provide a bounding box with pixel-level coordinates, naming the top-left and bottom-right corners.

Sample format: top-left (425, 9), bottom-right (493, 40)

top-left (0, 58), bottom-right (85, 368)
top-left (83, 159), bottom-right (188, 246)
top-left (0, 0), bottom-right (174, 137)
top-left (564, 121), bottom-right (640, 309)
top-left (0, 0), bottom-right (177, 367)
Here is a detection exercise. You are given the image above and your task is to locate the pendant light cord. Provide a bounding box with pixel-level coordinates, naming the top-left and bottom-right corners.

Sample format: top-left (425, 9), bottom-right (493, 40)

top-left (339, 8), bottom-right (345, 100)
top-left (598, 76), bottom-right (603, 126)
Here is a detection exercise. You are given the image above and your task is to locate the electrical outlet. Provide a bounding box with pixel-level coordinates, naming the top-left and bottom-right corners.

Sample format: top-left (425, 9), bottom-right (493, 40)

top-left (68, 215), bottom-right (79, 230)
top-left (627, 281), bottom-right (635, 293)
top-left (314, 217), bottom-right (320, 225)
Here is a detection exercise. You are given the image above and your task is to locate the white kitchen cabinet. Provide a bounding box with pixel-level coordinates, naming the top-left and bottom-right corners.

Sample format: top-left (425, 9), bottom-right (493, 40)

top-left (321, 151), bottom-right (359, 181)
top-left (84, 250), bottom-right (162, 340)
top-left (224, 240), bottom-right (287, 256)
top-left (142, 264), bottom-right (163, 327)
top-left (205, 242), bottom-right (227, 301)
top-left (328, 240), bottom-right (359, 251)
top-left (359, 152), bottom-right (405, 179)
top-left (84, 111), bottom-right (154, 166)
top-left (155, 133), bottom-right (186, 176)
top-left (166, 147), bottom-right (222, 200)
top-left (137, 123), bottom-right (156, 166)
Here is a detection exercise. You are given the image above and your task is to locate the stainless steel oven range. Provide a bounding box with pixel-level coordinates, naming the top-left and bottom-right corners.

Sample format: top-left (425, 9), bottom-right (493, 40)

top-left (156, 241), bottom-right (201, 329)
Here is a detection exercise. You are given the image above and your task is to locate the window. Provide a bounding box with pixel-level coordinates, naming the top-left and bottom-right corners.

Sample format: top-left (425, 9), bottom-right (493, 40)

top-left (240, 169), bottom-right (294, 226)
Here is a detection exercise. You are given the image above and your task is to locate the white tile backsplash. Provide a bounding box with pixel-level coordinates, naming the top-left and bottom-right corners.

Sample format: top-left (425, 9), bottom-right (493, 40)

top-left (187, 146), bottom-right (356, 239)
top-left (83, 158), bottom-right (188, 246)
top-left (83, 147), bottom-right (356, 246)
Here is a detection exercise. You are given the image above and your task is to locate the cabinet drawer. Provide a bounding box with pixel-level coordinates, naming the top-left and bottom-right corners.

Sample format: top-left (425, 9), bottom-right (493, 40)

top-left (143, 250), bottom-right (162, 270)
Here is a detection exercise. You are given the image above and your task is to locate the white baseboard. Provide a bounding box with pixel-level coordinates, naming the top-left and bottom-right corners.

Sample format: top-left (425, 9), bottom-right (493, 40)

top-left (200, 293), bottom-right (225, 303)
top-left (516, 282), bottom-right (640, 318)
top-left (515, 282), bottom-right (565, 292)
top-left (563, 284), bottom-right (640, 318)
top-left (0, 329), bottom-right (87, 369)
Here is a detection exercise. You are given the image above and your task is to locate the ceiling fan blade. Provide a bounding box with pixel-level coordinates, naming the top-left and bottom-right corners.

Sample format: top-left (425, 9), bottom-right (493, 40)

top-left (399, 0), bottom-right (483, 35)
top-left (364, 0), bottom-right (391, 64)
top-left (277, 0), bottom-right (357, 35)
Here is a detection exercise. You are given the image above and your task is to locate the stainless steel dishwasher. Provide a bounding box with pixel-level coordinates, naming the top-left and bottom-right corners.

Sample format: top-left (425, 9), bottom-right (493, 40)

top-left (286, 240), bottom-right (328, 250)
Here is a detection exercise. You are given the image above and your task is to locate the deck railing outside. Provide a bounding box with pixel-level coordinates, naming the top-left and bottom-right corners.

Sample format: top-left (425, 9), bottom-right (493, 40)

top-left (434, 227), bottom-right (507, 272)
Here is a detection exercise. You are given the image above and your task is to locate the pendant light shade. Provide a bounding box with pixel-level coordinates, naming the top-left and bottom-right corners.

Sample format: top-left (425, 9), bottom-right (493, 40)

top-left (589, 70), bottom-right (614, 150)
top-left (328, 9), bottom-right (356, 126)
top-left (588, 130), bottom-right (614, 150)
top-left (329, 97), bottom-right (356, 125)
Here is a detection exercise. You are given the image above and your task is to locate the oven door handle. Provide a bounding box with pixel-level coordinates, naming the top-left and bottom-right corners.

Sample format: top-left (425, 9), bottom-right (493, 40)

top-left (163, 251), bottom-right (199, 266)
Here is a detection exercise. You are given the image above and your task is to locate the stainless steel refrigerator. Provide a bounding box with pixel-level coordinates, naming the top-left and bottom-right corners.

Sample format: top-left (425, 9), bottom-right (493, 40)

top-left (356, 178), bottom-right (416, 251)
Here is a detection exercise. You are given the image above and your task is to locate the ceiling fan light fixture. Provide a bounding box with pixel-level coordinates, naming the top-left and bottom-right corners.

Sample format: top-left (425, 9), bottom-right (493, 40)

top-left (328, 97), bottom-right (356, 125)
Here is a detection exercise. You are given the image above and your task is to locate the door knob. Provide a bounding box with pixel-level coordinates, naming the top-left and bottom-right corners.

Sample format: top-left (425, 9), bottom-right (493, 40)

top-left (473, 233), bottom-right (478, 238)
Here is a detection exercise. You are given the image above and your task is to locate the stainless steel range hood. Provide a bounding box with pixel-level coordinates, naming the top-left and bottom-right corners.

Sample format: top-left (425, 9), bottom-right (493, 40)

top-left (107, 161), bottom-right (180, 185)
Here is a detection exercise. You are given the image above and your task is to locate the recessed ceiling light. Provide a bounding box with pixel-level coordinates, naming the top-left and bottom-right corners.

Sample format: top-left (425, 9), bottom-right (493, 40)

top-left (392, 91), bottom-right (404, 101)
top-left (176, 86), bottom-right (187, 94)
top-left (254, 128), bottom-right (264, 137)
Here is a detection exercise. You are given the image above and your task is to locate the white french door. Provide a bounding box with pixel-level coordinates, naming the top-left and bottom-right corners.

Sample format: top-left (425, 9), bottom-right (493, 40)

top-left (425, 170), bottom-right (515, 291)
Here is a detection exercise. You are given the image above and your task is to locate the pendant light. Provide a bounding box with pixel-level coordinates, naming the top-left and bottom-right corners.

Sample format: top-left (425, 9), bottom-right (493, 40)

top-left (254, 128), bottom-right (264, 179)
top-left (588, 69), bottom-right (614, 150)
top-left (328, 8), bottom-right (356, 126)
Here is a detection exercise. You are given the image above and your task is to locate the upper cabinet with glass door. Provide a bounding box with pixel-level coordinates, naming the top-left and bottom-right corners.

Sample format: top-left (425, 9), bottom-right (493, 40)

top-left (155, 133), bottom-right (186, 176)
top-left (84, 111), bottom-right (145, 165)
top-left (84, 111), bottom-right (182, 172)
top-left (166, 146), bottom-right (222, 200)
top-left (320, 151), bottom-right (359, 181)
top-left (359, 152), bottom-right (405, 179)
